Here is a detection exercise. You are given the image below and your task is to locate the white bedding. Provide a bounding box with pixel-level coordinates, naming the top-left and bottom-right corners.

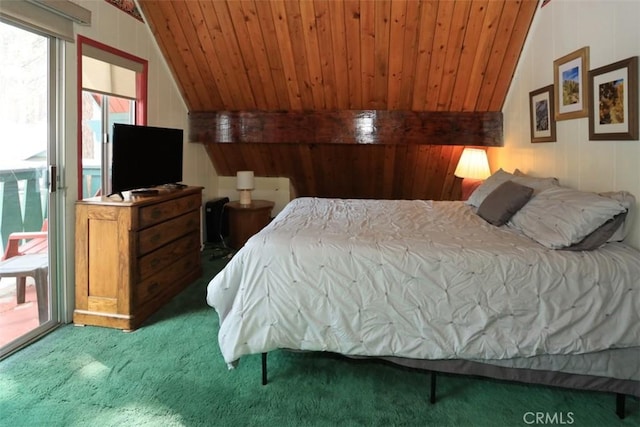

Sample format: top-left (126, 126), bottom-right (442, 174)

top-left (206, 198), bottom-right (640, 366)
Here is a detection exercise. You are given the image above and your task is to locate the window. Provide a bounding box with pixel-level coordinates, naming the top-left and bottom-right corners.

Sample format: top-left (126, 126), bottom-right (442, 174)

top-left (77, 36), bottom-right (147, 198)
top-left (81, 92), bottom-right (135, 197)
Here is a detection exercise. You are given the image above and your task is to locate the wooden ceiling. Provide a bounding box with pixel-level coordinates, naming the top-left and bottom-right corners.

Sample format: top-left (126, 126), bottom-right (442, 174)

top-left (137, 0), bottom-right (539, 113)
top-left (136, 0), bottom-right (539, 201)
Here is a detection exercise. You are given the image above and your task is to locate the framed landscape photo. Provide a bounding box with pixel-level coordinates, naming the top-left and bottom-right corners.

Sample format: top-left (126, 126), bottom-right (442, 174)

top-left (554, 47), bottom-right (589, 120)
top-left (529, 85), bottom-right (556, 143)
top-left (588, 56), bottom-right (638, 140)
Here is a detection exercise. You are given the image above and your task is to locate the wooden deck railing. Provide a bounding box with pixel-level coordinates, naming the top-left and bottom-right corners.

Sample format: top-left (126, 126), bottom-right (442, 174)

top-left (0, 165), bottom-right (102, 253)
top-left (0, 166), bottom-right (47, 254)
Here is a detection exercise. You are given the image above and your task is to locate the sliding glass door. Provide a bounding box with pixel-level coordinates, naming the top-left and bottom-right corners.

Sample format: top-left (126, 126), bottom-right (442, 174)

top-left (0, 21), bottom-right (59, 358)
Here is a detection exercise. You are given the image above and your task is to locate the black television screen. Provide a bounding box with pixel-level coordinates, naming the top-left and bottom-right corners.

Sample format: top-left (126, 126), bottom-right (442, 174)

top-left (111, 124), bottom-right (184, 196)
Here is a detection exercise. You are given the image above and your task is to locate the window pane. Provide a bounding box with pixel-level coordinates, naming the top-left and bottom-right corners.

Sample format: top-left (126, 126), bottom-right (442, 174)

top-left (81, 92), bottom-right (134, 197)
top-left (80, 91), bottom-right (102, 198)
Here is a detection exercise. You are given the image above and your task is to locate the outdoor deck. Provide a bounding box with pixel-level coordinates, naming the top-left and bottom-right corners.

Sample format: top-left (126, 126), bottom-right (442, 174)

top-left (0, 276), bottom-right (40, 348)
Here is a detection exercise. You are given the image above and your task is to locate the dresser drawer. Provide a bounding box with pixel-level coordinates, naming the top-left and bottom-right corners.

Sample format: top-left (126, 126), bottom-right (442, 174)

top-left (137, 231), bottom-right (200, 281)
top-left (134, 249), bottom-right (200, 305)
top-left (138, 193), bottom-right (201, 229)
top-left (137, 210), bottom-right (200, 255)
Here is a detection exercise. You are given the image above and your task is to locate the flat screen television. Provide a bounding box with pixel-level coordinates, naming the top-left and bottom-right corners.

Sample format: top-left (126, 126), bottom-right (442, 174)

top-left (111, 123), bottom-right (184, 197)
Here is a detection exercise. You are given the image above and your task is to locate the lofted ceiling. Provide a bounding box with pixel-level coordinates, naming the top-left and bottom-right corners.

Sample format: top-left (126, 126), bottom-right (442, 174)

top-left (136, 0), bottom-right (539, 201)
top-left (137, 0), bottom-right (539, 113)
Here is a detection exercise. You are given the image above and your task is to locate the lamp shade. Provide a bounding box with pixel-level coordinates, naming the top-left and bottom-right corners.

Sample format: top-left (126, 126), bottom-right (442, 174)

top-left (454, 148), bottom-right (490, 180)
top-left (236, 171), bottom-right (254, 190)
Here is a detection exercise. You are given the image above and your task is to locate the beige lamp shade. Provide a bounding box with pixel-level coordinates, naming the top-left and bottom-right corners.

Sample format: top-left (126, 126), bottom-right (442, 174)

top-left (236, 171), bottom-right (255, 190)
top-left (454, 148), bottom-right (490, 180)
top-left (237, 171), bottom-right (255, 205)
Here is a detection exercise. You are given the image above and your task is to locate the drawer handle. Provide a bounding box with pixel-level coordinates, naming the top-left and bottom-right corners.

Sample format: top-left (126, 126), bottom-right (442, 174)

top-left (148, 282), bottom-right (159, 294)
top-left (150, 234), bottom-right (162, 244)
top-left (150, 259), bottom-right (160, 268)
top-left (151, 208), bottom-right (163, 219)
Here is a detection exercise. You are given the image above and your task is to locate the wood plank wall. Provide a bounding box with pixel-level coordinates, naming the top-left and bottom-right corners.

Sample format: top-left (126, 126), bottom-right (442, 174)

top-left (138, 0), bottom-right (538, 113)
top-left (190, 110), bottom-right (502, 200)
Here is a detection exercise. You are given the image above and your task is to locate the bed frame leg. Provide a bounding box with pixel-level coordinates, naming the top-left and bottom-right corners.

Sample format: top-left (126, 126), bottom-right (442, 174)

top-left (430, 371), bottom-right (437, 404)
top-left (261, 352), bottom-right (268, 385)
top-left (616, 393), bottom-right (625, 419)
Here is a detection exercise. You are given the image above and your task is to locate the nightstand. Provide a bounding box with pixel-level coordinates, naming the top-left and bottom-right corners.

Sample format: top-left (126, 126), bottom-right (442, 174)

top-left (225, 200), bottom-right (275, 249)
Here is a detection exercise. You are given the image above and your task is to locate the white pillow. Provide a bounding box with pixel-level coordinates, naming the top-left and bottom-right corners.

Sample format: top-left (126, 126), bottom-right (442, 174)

top-left (466, 169), bottom-right (559, 208)
top-left (511, 170), bottom-right (560, 195)
top-left (509, 186), bottom-right (628, 249)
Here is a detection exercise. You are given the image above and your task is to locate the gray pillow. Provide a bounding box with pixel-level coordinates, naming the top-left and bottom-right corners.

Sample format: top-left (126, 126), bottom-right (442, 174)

top-left (477, 180), bottom-right (534, 226)
top-left (467, 168), bottom-right (559, 208)
top-left (466, 169), bottom-right (515, 208)
top-left (599, 191), bottom-right (636, 242)
top-left (562, 211), bottom-right (628, 251)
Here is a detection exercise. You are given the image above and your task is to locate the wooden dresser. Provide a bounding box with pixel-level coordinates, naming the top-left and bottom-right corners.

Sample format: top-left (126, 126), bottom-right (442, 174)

top-left (74, 186), bottom-right (203, 331)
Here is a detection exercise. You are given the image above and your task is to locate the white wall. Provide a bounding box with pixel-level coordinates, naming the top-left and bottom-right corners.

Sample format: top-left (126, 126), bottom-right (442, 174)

top-left (60, 0), bottom-right (217, 320)
top-left (498, 0), bottom-right (640, 249)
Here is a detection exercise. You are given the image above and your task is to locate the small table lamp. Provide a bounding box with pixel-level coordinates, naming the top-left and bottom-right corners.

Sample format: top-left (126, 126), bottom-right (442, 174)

top-left (236, 171), bottom-right (255, 206)
top-left (454, 148), bottom-right (491, 201)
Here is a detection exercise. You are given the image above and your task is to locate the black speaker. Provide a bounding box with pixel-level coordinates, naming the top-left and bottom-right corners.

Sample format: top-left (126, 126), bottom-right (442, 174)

top-left (205, 197), bottom-right (229, 243)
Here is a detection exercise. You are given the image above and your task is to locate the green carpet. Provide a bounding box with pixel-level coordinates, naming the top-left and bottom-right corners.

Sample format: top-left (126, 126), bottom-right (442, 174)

top-left (1, 250), bottom-right (637, 427)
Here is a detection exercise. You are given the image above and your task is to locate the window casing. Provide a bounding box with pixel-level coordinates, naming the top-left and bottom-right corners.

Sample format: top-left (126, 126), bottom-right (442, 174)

top-left (77, 36), bottom-right (147, 199)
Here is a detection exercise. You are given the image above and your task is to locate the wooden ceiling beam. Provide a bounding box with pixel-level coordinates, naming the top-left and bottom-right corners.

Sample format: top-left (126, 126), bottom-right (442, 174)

top-left (189, 110), bottom-right (503, 146)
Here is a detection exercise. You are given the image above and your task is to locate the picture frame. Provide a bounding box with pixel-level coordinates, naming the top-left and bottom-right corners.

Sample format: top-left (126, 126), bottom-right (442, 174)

top-left (553, 47), bottom-right (589, 120)
top-left (529, 84), bottom-right (556, 143)
top-left (588, 56), bottom-right (638, 140)
top-left (105, 0), bottom-right (144, 22)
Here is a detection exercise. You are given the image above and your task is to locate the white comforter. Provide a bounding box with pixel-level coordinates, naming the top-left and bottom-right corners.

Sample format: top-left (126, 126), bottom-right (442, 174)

top-left (207, 198), bottom-right (640, 365)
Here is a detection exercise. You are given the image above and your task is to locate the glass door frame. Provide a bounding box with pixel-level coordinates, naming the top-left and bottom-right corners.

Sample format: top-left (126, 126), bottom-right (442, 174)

top-left (0, 25), bottom-right (61, 360)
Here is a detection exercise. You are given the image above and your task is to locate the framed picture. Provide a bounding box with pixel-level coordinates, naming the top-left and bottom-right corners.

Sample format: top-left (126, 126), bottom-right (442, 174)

top-left (553, 47), bottom-right (589, 120)
top-left (588, 56), bottom-right (638, 140)
top-left (105, 0), bottom-right (144, 22)
top-left (529, 85), bottom-right (556, 143)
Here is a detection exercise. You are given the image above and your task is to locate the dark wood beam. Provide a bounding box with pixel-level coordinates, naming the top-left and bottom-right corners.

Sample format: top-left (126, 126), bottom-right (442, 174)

top-left (189, 110), bottom-right (503, 146)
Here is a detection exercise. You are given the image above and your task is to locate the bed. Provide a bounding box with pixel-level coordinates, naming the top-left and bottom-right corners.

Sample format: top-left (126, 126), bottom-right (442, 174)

top-left (206, 169), bottom-right (640, 417)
